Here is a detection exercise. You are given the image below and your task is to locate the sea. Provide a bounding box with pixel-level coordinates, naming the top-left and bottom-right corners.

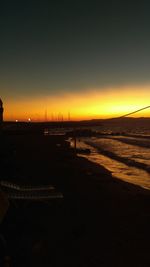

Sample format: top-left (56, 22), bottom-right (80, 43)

top-left (45, 120), bottom-right (150, 190)
top-left (69, 123), bottom-right (150, 190)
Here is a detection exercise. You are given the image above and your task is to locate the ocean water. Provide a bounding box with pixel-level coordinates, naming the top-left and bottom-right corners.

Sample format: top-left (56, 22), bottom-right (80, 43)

top-left (71, 131), bottom-right (150, 190)
top-left (45, 123), bottom-right (150, 190)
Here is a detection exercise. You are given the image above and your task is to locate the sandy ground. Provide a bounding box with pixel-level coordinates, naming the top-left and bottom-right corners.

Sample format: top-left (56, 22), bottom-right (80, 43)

top-left (1, 133), bottom-right (150, 267)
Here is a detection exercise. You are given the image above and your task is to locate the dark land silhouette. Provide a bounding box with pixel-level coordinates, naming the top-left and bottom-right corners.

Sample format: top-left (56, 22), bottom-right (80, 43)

top-left (0, 99), bottom-right (3, 132)
top-left (0, 114), bottom-right (150, 266)
top-left (0, 130), bottom-right (150, 266)
top-left (2, 116), bottom-right (150, 133)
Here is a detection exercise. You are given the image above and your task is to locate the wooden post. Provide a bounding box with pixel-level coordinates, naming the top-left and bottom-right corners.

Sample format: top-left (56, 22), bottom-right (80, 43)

top-left (74, 135), bottom-right (76, 154)
top-left (73, 129), bottom-right (76, 154)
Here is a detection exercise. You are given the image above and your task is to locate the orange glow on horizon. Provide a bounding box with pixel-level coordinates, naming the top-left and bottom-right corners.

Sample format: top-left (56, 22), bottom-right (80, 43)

top-left (3, 84), bottom-right (150, 121)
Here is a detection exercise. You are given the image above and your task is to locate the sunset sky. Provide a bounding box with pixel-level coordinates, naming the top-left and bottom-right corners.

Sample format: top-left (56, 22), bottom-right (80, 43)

top-left (1, 1), bottom-right (150, 121)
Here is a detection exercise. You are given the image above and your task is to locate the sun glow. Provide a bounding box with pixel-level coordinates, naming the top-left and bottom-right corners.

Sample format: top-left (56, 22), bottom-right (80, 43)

top-left (3, 84), bottom-right (150, 121)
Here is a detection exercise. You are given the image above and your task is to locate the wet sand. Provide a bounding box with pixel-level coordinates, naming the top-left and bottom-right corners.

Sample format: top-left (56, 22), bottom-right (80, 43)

top-left (1, 133), bottom-right (150, 266)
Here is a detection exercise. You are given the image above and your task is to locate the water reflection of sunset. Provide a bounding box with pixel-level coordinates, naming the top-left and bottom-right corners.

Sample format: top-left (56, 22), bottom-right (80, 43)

top-left (4, 85), bottom-right (150, 121)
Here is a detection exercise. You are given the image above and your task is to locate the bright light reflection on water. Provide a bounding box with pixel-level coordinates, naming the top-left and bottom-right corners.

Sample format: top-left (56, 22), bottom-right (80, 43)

top-left (73, 139), bottom-right (150, 190)
top-left (91, 137), bottom-right (150, 167)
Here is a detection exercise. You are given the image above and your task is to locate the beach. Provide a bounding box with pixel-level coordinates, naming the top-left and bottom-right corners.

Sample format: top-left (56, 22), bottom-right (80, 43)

top-left (1, 133), bottom-right (150, 266)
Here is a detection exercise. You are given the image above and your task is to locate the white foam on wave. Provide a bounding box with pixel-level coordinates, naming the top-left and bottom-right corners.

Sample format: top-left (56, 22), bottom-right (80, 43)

top-left (76, 137), bottom-right (150, 190)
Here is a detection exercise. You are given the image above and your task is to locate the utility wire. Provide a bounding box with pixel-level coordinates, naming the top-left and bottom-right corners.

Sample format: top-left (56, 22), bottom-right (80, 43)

top-left (119, 105), bottom-right (150, 118)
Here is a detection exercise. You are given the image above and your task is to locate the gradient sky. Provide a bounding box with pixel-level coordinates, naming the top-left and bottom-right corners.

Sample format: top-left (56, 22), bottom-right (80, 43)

top-left (1, 0), bottom-right (150, 121)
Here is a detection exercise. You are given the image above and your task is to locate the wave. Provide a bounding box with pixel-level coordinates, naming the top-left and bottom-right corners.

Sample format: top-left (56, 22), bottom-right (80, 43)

top-left (85, 140), bottom-right (150, 173)
top-left (106, 136), bottom-right (150, 149)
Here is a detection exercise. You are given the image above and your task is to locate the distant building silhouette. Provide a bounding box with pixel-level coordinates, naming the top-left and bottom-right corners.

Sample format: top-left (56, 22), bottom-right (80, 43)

top-left (0, 99), bottom-right (4, 129)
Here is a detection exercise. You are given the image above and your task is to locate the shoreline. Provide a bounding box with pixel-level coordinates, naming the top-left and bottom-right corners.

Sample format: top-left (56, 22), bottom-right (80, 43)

top-left (73, 155), bottom-right (150, 196)
top-left (74, 137), bottom-right (150, 190)
top-left (1, 133), bottom-right (150, 266)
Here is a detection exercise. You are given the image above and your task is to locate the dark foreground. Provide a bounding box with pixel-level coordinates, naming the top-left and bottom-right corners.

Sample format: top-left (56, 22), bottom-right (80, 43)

top-left (1, 133), bottom-right (150, 267)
